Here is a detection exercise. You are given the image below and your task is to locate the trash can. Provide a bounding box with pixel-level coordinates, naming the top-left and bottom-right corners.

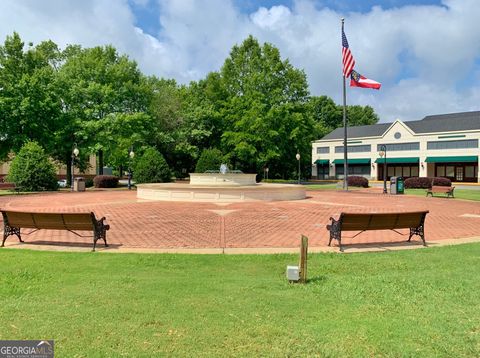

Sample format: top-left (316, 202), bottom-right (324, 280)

top-left (396, 176), bottom-right (405, 194)
top-left (390, 176), bottom-right (397, 194)
top-left (74, 177), bottom-right (85, 192)
top-left (390, 176), bottom-right (404, 195)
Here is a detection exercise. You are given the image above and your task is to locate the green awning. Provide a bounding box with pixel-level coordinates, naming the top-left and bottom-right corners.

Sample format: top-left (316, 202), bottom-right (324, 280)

top-left (314, 159), bottom-right (329, 166)
top-left (333, 158), bottom-right (371, 165)
top-left (425, 156), bottom-right (478, 163)
top-left (375, 157), bottom-right (419, 164)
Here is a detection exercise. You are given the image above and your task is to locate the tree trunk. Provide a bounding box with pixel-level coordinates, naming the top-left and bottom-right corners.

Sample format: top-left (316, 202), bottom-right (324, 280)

top-left (66, 155), bottom-right (72, 186)
top-left (98, 150), bottom-right (104, 175)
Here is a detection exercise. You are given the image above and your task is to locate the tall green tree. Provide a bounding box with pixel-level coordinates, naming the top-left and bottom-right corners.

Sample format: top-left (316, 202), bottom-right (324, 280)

top-left (58, 45), bottom-right (151, 177)
top-left (0, 33), bottom-right (63, 162)
top-left (215, 36), bottom-right (316, 178)
top-left (307, 95), bottom-right (379, 136)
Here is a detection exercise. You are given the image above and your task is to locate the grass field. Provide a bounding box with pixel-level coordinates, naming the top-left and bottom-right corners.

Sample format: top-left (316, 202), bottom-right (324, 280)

top-left (405, 188), bottom-right (480, 201)
top-left (1, 245), bottom-right (479, 357)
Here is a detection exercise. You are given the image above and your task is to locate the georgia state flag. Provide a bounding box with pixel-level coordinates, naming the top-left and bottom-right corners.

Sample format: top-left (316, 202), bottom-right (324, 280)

top-left (350, 70), bottom-right (381, 90)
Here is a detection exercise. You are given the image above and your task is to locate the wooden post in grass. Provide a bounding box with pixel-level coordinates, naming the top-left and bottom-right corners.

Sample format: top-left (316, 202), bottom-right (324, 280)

top-left (299, 235), bottom-right (308, 283)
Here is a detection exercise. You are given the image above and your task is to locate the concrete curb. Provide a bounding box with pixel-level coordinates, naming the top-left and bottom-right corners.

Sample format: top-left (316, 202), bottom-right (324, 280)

top-left (3, 236), bottom-right (480, 255)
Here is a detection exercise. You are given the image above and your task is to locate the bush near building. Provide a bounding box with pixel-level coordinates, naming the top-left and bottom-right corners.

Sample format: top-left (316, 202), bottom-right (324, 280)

top-left (134, 148), bottom-right (172, 184)
top-left (404, 177), bottom-right (451, 189)
top-left (347, 176), bottom-right (369, 188)
top-left (6, 141), bottom-right (58, 191)
top-left (93, 175), bottom-right (119, 188)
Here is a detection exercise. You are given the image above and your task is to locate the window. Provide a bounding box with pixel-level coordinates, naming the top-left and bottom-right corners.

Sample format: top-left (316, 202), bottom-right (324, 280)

top-left (446, 166), bottom-right (455, 177)
top-left (335, 144), bottom-right (371, 153)
top-left (403, 167), bottom-right (411, 177)
top-left (465, 166), bottom-right (475, 178)
top-left (336, 165), bottom-right (370, 175)
top-left (316, 146), bottom-right (330, 154)
top-left (437, 166), bottom-right (445, 176)
top-left (427, 139), bottom-right (478, 150)
top-left (376, 142), bottom-right (420, 151)
top-left (394, 132), bottom-right (402, 139)
top-left (395, 167), bottom-right (402, 176)
top-left (411, 167), bottom-right (419, 176)
top-left (388, 167), bottom-right (395, 176)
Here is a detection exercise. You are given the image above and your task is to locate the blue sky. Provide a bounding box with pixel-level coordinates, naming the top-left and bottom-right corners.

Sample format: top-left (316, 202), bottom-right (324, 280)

top-left (0, 0), bottom-right (479, 123)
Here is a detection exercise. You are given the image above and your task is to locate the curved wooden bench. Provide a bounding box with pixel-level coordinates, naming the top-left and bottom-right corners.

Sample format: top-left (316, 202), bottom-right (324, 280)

top-left (326, 211), bottom-right (428, 252)
top-left (1, 210), bottom-right (110, 251)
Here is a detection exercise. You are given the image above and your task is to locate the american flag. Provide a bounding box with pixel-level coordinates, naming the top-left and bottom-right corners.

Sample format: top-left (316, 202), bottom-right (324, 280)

top-left (342, 23), bottom-right (355, 78)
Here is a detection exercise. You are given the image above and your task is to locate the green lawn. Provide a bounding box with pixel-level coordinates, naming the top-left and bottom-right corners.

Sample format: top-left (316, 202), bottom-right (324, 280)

top-left (1, 245), bottom-right (479, 357)
top-left (405, 188), bottom-right (480, 201)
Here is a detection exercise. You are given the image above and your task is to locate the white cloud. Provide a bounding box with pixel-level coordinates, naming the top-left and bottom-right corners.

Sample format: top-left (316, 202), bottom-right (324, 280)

top-left (0, 0), bottom-right (479, 122)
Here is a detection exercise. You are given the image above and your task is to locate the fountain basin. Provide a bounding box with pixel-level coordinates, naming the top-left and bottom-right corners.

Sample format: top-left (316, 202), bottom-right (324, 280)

top-left (136, 182), bottom-right (305, 202)
top-left (189, 173), bottom-right (256, 186)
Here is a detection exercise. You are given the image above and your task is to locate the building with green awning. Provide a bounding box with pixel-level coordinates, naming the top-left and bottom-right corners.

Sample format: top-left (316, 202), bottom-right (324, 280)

top-left (311, 111), bottom-right (480, 182)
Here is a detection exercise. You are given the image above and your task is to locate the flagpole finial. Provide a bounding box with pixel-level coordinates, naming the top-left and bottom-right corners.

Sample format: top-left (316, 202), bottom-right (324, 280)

top-left (341, 17), bottom-right (344, 23)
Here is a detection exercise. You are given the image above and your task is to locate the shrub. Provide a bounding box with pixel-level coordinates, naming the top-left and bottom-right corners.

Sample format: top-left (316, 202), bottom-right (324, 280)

top-left (134, 148), bottom-right (172, 183)
top-left (346, 176), bottom-right (369, 188)
top-left (6, 141), bottom-right (58, 191)
top-left (195, 148), bottom-right (225, 173)
top-left (432, 177), bottom-right (452, 187)
top-left (93, 175), bottom-right (119, 188)
top-left (85, 178), bottom-right (94, 188)
top-left (404, 177), bottom-right (452, 189)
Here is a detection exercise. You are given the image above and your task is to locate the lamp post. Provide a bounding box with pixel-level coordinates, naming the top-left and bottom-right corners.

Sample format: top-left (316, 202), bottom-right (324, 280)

top-left (379, 144), bottom-right (387, 194)
top-left (296, 153), bottom-right (301, 184)
top-left (128, 147), bottom-right (134, 190)
top-left (71, 143), bottom-right (79, 191)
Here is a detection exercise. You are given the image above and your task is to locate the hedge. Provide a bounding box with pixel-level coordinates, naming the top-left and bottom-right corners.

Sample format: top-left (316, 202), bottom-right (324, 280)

top-left (94, 175), bottom-right (119, 188)
top-left (404, 177), bottom-right (451, 189)
top-left (347, 176), bottom-right (369, 188)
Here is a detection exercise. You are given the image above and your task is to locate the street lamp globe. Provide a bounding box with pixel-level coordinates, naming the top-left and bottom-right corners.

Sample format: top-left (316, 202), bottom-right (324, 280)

top-left (296, 153), bottom-right (300, 161)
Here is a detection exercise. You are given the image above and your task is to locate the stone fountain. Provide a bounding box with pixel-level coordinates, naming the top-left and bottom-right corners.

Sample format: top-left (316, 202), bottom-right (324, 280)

top-left (136, 164), bottom-right (305, 202)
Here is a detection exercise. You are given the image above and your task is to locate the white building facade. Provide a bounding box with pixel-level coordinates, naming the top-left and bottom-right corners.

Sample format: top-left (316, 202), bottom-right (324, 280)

top-left (311, 111), bottom-right (480, 183)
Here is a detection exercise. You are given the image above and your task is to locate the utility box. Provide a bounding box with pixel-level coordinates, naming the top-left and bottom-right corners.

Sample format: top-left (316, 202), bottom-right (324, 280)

top-left (286, 265), bottom-right (300, 282)
top-left (390, 176), bottom-right (404, 195)
top-left (74, 177), bottom-right (85, 192)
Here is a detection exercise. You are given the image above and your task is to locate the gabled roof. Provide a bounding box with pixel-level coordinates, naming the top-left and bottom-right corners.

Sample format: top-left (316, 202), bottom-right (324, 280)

top-left (318, 111), bottom-right (480, 140)
top-left (404, 111), bottom-right (480, 133)
top-left (321, 123), bottom-right (391, 140)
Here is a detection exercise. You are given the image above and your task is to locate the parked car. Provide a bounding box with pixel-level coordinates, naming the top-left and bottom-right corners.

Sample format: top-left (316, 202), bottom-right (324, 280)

top-left (57, 179), bottom-right (67, 188)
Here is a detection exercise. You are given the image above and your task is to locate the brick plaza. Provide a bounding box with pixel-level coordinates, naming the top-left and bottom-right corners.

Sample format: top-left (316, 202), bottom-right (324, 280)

top-left (1, 189), bottom-right (479, 252)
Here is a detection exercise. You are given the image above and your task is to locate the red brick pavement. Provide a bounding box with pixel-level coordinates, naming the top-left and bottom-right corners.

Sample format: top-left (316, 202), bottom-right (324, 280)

top-left (0, 189), bottom-right (479, 251)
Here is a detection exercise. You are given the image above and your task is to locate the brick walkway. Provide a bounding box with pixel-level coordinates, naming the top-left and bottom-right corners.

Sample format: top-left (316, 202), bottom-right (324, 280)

top-left (1, 189), bottom-right (479, 252)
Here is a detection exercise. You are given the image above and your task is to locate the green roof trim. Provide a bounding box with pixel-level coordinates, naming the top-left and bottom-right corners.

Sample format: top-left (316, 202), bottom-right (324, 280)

top-left (333, 158), bottom-right (371, 165)
top-left (425, 156), bottom-right (478, 163)
top-left (347, 140), bottom-right (363, 144)
top-left (314, 159), bottom-right (329, 165)
top-left (375, 157), bottom-right (419, 164)
top-left (438, 134), bottom-right (466, 139)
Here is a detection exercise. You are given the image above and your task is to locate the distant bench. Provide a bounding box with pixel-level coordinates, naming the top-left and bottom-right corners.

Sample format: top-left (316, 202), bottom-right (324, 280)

top-left (1, 210), bottom-right (110, 251)
top-left (326, 211), bottom-right (429, 252)
top-left (426, 186), bottom-right (455, 198)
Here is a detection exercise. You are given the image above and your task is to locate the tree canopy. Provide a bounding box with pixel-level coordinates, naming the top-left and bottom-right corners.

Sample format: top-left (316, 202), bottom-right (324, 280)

top-left (0, 32), bottom-right (380, 181)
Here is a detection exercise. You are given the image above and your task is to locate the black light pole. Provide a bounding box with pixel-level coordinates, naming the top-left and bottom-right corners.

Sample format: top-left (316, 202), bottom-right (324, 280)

top-left (296, 153), bottom-right (301, 184)
top-left (127, 147), bottom-right (134, 190)
top-left (71, 143), bottom-right (79, 192)
top-left (379, 144), bottom-right (387, 194)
